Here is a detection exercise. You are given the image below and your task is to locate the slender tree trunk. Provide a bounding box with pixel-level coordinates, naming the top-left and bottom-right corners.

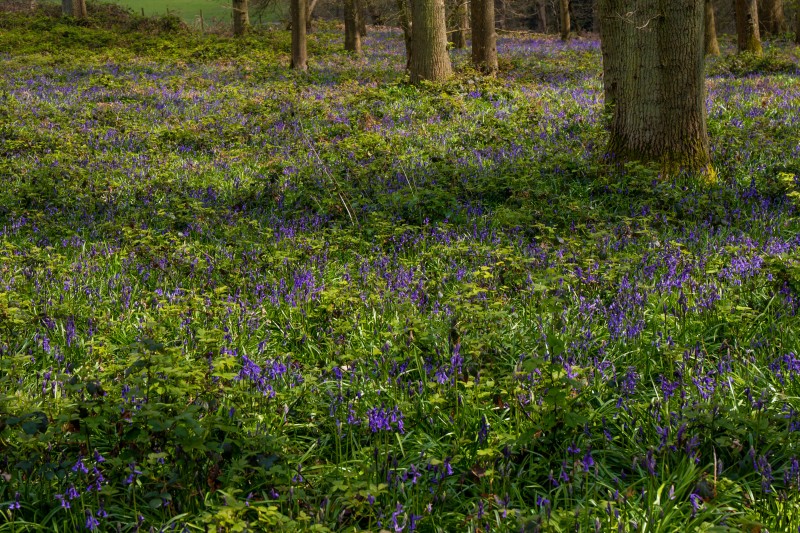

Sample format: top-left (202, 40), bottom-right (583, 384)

top-left (538, 0), bottom-right (548, 33)
top-left (471, 0), bottom-right (498, 73)
top-left (366, 0), bottom-right (384, 25)
top-left (568, 0), bottom-right (580, 35)
top-left (291, 0), bottom-right (308, 70)
top-left (705, 0), bottom-right (720, 55)
top-left (559, 0), bottom-right (570, 40)
top-left (796, 6), bottom-right (800, 44)
top-left (599, 0), bottom-right (710, 171)
top-left (453, 1), bottom-right (468, 48)
top-left (344, 0), bottom-right (362, 53)
top-left (398, 0), bottom-right (414, 71)
top-left (62, 0), bottom-right (87, 18)
top-left (758, 0), bottom-right (787, 34)
top-left (735, 0), bottom-right (763, 55)
top-left (410, 0), bottom-right (452, 83)
top-left (307, 0), bottom-right (319, 32)
top-left (358, 0), bottom-right (368, 36)
top-left (232, 0), bottom-right (249, 36)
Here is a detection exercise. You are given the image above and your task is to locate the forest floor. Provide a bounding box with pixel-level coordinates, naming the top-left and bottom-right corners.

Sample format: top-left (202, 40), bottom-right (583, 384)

top-left (2, 7), bottom-right (800, 532)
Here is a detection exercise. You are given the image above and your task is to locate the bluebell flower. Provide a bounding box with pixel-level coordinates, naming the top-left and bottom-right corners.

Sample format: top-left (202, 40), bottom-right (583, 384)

top-left (85, 511), bottom-right (100, 530)
top-left (8, 492), bottom-right (20, 510)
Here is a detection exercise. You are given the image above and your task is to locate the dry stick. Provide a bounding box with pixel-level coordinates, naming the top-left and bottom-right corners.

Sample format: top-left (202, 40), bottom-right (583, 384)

top-left (298, 124), bottom-right (357, 227)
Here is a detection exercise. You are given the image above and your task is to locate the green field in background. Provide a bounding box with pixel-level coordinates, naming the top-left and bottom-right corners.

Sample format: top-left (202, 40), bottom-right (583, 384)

top-left (46, 0), bottom-right (286, 25)
top-left (116, 0), bottom-right (286, 24)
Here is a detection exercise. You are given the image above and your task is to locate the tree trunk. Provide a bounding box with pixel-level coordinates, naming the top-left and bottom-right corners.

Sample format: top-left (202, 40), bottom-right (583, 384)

top-left (398, 0), bottom-right (414, 71)
top-left (735, 0), bottom-right (762, 55)
top-left (307, 0), bottom-right (319, 32)
top-left (366, 0), bottom-right (385, 25)
top-left (358, 0), bottom-right (368, 36)
top-left (410, 0), bottom-right (453, 83)
top-left (538, 0), bottom-right (548, 33)
top-left (705, 0), bottom-right (720, 55)
top-left (758, 0), bottom-right (787, 35)
top-left (559, 0), bottom-right (570, 40)
top-left (344, 0), bottom-right (362, 53)
top-left (599, 0), bottom-right (710, 171)
top-left (233, 0), bottom-right (249, 36)
top-left (471, 0), bottom-right (498, 73)
top-left (291, 0), bottom-right (308, 70)
top-left (796, 6), bottom-right (800, 44)
top-left (568, 0), bottom-right (580, 35)
top-left (453, 1), bottom-right (468, 48)
top-left (62, 0), bottom-right (87, 18)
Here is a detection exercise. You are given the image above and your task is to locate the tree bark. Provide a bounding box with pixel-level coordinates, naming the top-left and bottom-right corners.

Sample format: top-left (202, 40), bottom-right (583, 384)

top-left (471, 0), bottom-right (498, 73)
top-left (796, 5), bottom-right (800, 44)
top-left (453, 1), bottom-right (469, 48)
top-left (410, 0), bottom-right (453, 83)
top-left (344, 0), bottom-right (362, 53)
top-left (538, 0), bottom-right (548, 33)
top-left (358, 0), bottom-right (368, 36)
top-left (599, 0), bottom-right (710, 171)
top-left (233, 0), bottom-right (249, 36)
top-left (306, 0), bottom-right (319, 32)
top-left (735, 0), bottom-right (762, 55)
top-left (62, 0), bottom-right (87, 18)
top-left (366, 0), bottom-right (384, 25)
top-left (291, 0), bottom-right (308, 70)
top-left (758, 0), bottom-right (787, 35)
top-left (705, 0), bottom-right (720, 56)
top-left (398, 0), bottom-right (414, 71)
top-left (560, 0), bottom-right (570, 40)
top-left (568, 0), bottom-right (580, 35)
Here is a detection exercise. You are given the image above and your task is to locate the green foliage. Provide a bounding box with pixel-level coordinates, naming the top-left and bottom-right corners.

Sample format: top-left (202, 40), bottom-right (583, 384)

top-left (1, 11), bottom-right (800, 533)
top-left (708, 48), bottom-right (800, 77)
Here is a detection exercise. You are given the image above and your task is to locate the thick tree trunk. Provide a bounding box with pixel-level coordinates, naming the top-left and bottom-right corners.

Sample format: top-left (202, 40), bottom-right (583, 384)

top-left (344, 0), bottom-right (362, 53)
top-left (538, 0), bottom-right (548, 32)
top-left (398, 0), bottom-right (414, 71)
top-left (410, 0), bottom-right (453, 83)
top-left (291, 0), bottom-right (308, 70)
top-left (471, 0), bottom-right (498, 73)
top-left (62, 0), bottom-right (87, 18)
top-left (705, 0), bottom-right (720, 56)
top-left (453, 1), bottom-right (469, 48)
top-left (735, 0), bottom-right (762, 55)
top-left (599, 0), bottom-right (710, 171)
top-left (758, 0), bottom-right (787, 35)
top-left (232, 0), bottom-right (249, 36)
top-left (559, 0), bottom-right (570, 40)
